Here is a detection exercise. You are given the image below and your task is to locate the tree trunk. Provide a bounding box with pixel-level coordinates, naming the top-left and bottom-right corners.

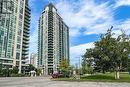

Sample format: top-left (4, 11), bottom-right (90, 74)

top-left (102, 69), bottom-right (105, 74)
top-left (115, 66), bottom-right (120, 79)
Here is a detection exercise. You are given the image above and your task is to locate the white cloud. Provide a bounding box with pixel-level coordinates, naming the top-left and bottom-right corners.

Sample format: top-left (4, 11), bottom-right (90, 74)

top-left (29, 0), bottom-right (130, 64)
top-left (119, 19), bottom-right (130, 29)
top-left (55, 0), bottom-right (130, 64)
top-left (56, 0), bottom-right (114, 36)
top-left (56, 0), bottom-right (130, 36)
top-left (115, 0), bottom-right (130, 8)
top-left (116, 18), bottom-right (130, 35)
top-left (70, 42), bottom-right (94, 64)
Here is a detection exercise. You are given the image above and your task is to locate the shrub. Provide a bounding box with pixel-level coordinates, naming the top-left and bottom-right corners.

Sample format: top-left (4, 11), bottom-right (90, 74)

top-left (36, 69), bottom-right (42, 76)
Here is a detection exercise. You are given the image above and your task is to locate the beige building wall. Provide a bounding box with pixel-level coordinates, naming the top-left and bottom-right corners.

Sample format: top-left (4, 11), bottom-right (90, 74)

top-left (30, 53), bottom-right (38, 68)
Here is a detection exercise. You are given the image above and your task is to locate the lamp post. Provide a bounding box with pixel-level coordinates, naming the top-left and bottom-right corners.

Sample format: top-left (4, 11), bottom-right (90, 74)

top-left (75, 55), bottom-right (82, 79)
top-left (79, 56), bottom-right (81, 79)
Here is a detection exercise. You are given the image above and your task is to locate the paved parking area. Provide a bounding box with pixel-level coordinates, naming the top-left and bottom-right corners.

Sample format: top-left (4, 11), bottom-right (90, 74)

top-left (0, 77), bottom-right (130, 87)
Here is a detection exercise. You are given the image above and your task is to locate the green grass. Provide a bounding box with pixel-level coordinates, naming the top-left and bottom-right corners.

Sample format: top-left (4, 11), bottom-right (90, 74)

top-left (52, 72), bottom-right (130, 83)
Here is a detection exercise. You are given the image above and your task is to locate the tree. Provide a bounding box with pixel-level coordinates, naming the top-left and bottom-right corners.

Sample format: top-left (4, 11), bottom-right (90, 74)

top-left (59, 58), bottom-right (69, 77)
top-left (82, 27), bottom-right (130, 79)
top-left (12, 66), bottom-right (19, 74)
top-left (27, 64), bottom-right (36, 72)
top-left (36, 68), bottom-right (42, 76)
top-left (82, 49), bottom-right (94, 74)
top-left (128, 59), bottom-right (130, 74)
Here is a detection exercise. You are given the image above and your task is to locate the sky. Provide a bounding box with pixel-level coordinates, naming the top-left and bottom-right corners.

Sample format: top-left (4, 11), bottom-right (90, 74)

top-left (29, 0), bottom-right (130, 65)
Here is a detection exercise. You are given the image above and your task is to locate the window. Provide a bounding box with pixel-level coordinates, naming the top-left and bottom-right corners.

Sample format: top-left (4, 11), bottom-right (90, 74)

top-left (17, 44), bottom-right (20, 49)
top-left (15, 7), bottom-right (17, 13)
top-left (1, 18), bottom-right (5, 26)
top-left (16, 52), bottom-right (20, 59)
top-left (20, 8), bottom-right (23, 14)
top-left (19, 14), bottom-right (23, 20)
top-left (9, 33), bottom-right (12, 39)
top-left (1, 31), bottom-right (4, 36)
top-left (17, 36), bottom-right (21, 43)
top-left (6, 20), bottom-right (9, 27)
top-left (18, 29), bottom-right (21, 35)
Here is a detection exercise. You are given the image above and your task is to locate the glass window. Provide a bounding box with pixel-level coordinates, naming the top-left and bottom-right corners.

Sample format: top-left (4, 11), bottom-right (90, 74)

top-left (19, 14), bottom-right (23, 20)
top-left (17, 44), bottom-right (20, 49)
top-left (6, 19), bottom-right (9, 27)
top-left (16, 52), bottom-right (20, 59)
top-left (18, 29), bottom-right (21, 35)
top-left (17, 36), bottom-right (21, 43)
top-left (1, 18), bottom-right (5, 26)
top-left (20, 8), bottom-right (23, 14)
top-left (15, 7), bottom-right (17, 13)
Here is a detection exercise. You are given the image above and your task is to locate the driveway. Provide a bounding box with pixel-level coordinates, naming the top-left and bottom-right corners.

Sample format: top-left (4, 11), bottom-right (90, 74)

top-left (0, 77), bottom-right (130, 87)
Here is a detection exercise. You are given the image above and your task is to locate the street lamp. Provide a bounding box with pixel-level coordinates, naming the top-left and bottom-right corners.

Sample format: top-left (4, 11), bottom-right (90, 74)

top-left (75, 55), bottom-right (82, 79)
top-left (79, 56), bottom-right (81, 79)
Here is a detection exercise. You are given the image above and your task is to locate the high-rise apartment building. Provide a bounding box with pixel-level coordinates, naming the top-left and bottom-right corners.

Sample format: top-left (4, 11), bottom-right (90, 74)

top-left (0, 0), bottom-right (31, 73)
top-left (38, 3), bottom-right (69, 75)
top-left (30, 53), bottom-right (38, 68)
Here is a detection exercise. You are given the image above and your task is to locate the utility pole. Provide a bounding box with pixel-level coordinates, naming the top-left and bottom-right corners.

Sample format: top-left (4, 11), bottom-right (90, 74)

top-left (79, 56), bottom-right (81, 79)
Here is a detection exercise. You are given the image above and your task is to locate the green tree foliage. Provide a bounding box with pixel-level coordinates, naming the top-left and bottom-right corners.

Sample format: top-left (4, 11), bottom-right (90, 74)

top-left (12, 66), bottom-right (19, 74)
top-left (27, 64), bottom-right (36, 72)
top-left (82, 49), bottom-right (94, 74)
top-left (82, 27), bottom-right (130, 79)
top-left (36, 68), bottom-right (42, 76)
top-left (0, 66), bottom-right (19, 77)
top-left (59, 58), bottom-right (70, 77)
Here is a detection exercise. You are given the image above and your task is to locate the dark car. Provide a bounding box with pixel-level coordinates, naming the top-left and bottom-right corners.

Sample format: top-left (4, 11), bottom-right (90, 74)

top-left (51, 73), bottom-right (63, 78)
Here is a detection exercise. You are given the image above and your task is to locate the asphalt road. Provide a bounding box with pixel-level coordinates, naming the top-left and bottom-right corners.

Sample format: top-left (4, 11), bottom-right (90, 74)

top-left (0, 77), bottom-right (130, 87)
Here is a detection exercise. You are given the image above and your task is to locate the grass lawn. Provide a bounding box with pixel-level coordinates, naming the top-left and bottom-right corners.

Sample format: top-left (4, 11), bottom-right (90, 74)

top-left (52, 72), bottom-right (130, 82)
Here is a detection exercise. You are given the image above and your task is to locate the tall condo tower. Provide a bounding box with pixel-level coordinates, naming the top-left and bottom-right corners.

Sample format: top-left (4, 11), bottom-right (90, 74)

top-left (38, 3), bottom-right (69, 75)
top-left (0, 0), bottom-right (31, 73)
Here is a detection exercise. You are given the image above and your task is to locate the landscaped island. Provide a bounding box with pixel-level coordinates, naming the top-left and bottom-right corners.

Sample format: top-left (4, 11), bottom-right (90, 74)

top-left (52, 72), bottom-right (130, 83)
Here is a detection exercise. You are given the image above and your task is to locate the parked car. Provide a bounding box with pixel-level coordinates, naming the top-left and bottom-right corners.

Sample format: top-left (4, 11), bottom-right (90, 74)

top-left (51, 73), bottom-right (63, 78)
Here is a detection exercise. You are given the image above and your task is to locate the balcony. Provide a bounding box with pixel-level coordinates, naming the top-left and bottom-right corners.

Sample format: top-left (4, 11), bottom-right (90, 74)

top-left (25, 5), bottom-right (31, 12)
top-left (23, 40), bottom-right (29, 45)
top-left (25, 12), bottom-right (31, 18)
top-left (22, 51), bottom-right (29, 55)
top-left (23, 36), bottom-right (29, 41)
top-left (23, 33), bottom-right (29, 38)
top-left (24, 22), bottom-right (30, 28)
top-left (24, 17), bottom-right (30, 24)
top-left (23, 29), bottom-right (29, 35)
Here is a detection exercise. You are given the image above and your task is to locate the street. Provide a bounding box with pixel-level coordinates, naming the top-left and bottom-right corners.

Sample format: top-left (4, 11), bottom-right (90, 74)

top-left (0, 77), bottom-right (130, 87)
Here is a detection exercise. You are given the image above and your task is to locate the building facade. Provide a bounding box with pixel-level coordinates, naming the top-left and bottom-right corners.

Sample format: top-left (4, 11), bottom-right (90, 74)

top-left (0, 0), bottom-right (31, 73)
top-left (30, 53), bottom-right (38, 68)
top-left (38, 3), bottom-right (69, 75)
